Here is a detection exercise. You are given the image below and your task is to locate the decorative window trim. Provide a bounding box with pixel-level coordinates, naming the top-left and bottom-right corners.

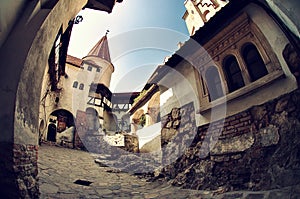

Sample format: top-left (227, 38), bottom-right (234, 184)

top-left (196, 12), bottom-right (282, 112)
top-left (199, 75), bottom-right (208, 97)
top-left (242, 43), bottom-right (268, 82)
top-left (205, 66), bottom-right (224, 101)
top-left (199, 70), bottom-right (285, 113)
top-left (222, 55), bottom-right (245, 92)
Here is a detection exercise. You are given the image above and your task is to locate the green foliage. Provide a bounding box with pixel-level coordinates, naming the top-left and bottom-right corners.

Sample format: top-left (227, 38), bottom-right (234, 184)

top-left (139, 114), bottom-right (146, 127)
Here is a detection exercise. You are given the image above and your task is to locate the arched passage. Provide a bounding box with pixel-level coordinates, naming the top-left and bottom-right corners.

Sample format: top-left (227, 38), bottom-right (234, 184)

top-left (45, 109), bottom-right (75, 145)
top-left (0, 1), bottom-right (93, 197)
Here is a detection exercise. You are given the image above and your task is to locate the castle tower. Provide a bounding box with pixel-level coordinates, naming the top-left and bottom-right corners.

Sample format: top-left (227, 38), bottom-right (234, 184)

top-left (74, 31), bottom-right (116, 133)
top-left (82, 30), bottom-right (114, 88)
top-left (183, 0), bottom-right (229, 36)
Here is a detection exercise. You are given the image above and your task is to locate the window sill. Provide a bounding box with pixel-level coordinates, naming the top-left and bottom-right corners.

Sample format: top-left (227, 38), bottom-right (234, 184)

top-left (198, 70), bottom-right (285, 114)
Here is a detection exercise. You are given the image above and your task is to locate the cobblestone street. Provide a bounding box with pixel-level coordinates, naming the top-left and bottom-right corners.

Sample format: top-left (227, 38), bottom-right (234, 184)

top-left (38, 145), bottom-right (207, 199)
top-left (38, 145), bottom-right (300, 199)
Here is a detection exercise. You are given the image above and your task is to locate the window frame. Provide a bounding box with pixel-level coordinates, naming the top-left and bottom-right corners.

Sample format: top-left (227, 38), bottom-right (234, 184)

top-left (87, 65), bottom-right (93, 71)
top-left (205, 66), bottom-right (224, 101)
top-left (242, 43), bottom-right (268, 82)
top-left (196, 12), bottom-right (283, 113)
top-left (79, 83), bottom-right (84, 90)
top-left (223, 55), bottom-right (245, 92)
top-left (73, 81), bottom-right (78, 88)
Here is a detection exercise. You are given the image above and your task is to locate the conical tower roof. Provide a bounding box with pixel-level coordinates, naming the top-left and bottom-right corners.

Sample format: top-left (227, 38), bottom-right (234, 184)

top-left (87, 31), bottom-right (111, 63)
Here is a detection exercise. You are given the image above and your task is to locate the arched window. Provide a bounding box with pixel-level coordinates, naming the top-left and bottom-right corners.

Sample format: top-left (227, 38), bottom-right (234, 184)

top-left (205, 66), bottom-right (224, 101)
top-left (73, 81), bottom-right (78, 88)
top-left (79, 83), bottom-right (84, 90)
top-left (242, 43), bottom-right (268, 81)
top-left (223, 55), bottom-right (245, 92)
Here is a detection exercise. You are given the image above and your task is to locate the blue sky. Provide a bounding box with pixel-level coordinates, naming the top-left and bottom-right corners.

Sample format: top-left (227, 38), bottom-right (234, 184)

top-left (68, 0), bottom-right (189, 92)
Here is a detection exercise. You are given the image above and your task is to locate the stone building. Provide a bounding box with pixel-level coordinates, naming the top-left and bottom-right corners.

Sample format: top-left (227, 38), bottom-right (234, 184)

top-left (133, 0), bottom-right (300, 193)
top-left (127, 84), bottom-right (161, 151)
top-left (39, 31), bottom-right (116, 148)
top-left (183, 0), bottom-right (229, 36)
top-left (0, 0), bottom-right (123, 197)
top-left (0, 0), bottom-right (299, 197)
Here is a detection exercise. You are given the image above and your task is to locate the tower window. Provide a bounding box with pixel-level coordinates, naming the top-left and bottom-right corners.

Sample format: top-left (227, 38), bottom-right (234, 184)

top-left (79, 83), bottom-right (84, 90)
top-left (223, 55), bottom-right (245, 92)
top-left (87, 66), bottom-right (92, 71)
top-left (96, 68), bottom-right (101, 73)
top-left (243, 43), bottom-right (268, 81)
top-left (73, 81), bottom-right (78, 88)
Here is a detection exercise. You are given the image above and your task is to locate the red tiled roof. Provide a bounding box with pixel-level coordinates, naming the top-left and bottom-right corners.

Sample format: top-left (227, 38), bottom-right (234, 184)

top-left (66, 55), bottom-right (83, 67)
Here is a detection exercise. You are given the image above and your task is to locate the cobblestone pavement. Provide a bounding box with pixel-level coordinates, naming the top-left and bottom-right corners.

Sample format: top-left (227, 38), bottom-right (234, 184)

top-left (38, 145), bottom-right (300, 199)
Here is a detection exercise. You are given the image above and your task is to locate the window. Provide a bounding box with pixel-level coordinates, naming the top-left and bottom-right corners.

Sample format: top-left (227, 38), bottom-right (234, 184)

top-left (96, 67), bottom-right (101, 73)
top-left (79, 83), bottom-right (84, 90)
top-left (243, 43), bottom-right (268, 81)
top-left (205, 66), bottom-right (224, 101)
top-left (223, 55), bottom-right (245, 92)
top-left (87, 66), bottom-right (92, 71)
top-left (73, 81), bottom-right (78, 88)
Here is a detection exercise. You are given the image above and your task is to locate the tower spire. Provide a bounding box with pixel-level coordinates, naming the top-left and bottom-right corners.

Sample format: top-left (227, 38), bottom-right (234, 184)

top-left (86, 30), bottom-right (111, 63)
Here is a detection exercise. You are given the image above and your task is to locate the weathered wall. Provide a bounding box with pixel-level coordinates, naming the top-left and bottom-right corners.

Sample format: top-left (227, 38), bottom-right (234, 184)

top-left (265, 0), bottom-right (300, 38)
top-left (83, 57), bottom-right (114, 88)
top-left (159, 60), bottom-right (201, 125)
top-left (194, 4), bottom-right (298, 126)
top-left (0, 0), bottom-right (87, 197)
top-left (158, 89), bottom-right (300, 192)
top-left (0, 0), bottom-right (27, 47)
top-left (161, 102), bottom-right (197, 167)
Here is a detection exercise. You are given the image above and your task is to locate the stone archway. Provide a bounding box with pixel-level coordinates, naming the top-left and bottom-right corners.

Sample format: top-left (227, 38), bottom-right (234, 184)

top-left (0, 1), bottom-right (88, 198)
top-left (45, 109), bottom-right (75, 146)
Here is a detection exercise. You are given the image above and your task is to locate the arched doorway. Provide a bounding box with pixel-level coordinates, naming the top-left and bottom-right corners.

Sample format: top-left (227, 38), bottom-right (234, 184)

top-left (0, 1), bottom-right (122, 197)
top-left (45, 109), bottom-right (75, 145)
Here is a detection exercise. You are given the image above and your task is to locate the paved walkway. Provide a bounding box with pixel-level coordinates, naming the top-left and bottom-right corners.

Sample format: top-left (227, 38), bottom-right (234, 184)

top-left (38, 145), bottom-right (208, 199)
top-left (38, 145), bottom-right (299, 199)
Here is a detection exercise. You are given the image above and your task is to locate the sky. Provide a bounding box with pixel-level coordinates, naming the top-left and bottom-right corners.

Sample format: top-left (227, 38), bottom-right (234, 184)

top-left (68, 0), bottom-right (189, 92)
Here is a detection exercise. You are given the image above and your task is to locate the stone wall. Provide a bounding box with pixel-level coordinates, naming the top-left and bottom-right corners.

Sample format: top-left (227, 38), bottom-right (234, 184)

top-left (0, 143), bottom-right (39, 198)
top-left (161, 102), bottom-right (197, 166)
top-left (158, 89), bottom-right (300, 192)
top-left (14, 144), bottom-right (39, 198)
top-left (119, 134), bottom-right (139, 153)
